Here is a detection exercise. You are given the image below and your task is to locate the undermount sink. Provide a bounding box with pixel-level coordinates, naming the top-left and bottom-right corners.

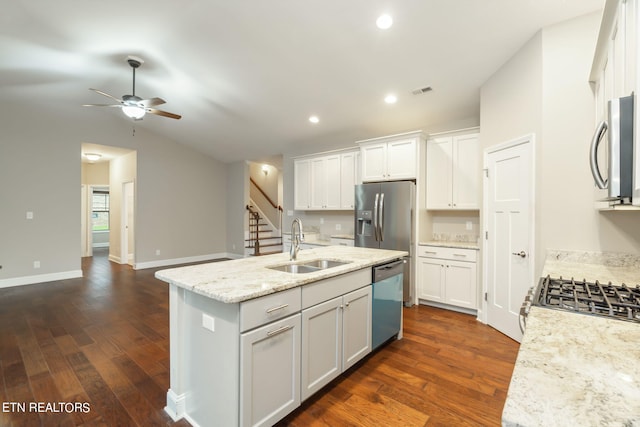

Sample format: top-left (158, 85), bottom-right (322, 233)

top-left (267, 259), bottom-right (350, 274)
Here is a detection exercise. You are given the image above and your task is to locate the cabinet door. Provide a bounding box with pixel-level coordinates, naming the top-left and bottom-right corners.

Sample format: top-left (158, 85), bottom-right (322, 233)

top-left (387, 138), bottom-right (417, 180)
top-left (300, 297), bottom-right (342, 401)
top-left (342, 286), bottom-right (372, 371)
top-left (325, 155), bottom-right (342, 209)
top-left (418, 258), bottom-right (444, 302)
top-left (452, 134), bottom-right (479, 209)
top-left (426, 137), bottom-right (453, 209)
top-left (294, 159), bottom-right (310, 210)
top-left (340, 152), bottom-right (356, 209)
top-left (444, 261), bottom-right (477, 309)
top-left (240, 314), bottom-right (301, 427)
top-left (309, 157), bottom-right (326, 210)
top-left (360, 143), bottom-right (387, 182)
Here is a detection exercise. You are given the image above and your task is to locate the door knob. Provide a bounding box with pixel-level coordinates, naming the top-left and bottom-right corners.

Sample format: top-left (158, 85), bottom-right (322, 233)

top-left (512, 251), bottom-right (527, 258)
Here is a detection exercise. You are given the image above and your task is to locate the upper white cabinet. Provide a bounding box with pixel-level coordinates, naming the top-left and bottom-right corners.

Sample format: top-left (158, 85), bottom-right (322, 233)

top-left (340, 151), bottom-right (361, 209)
top-left (357, 132), bottom-right (425, 182)
top-left (426, 132), bottom-right (479, 210)
top-left (294, 149), bottom-right (359, 211)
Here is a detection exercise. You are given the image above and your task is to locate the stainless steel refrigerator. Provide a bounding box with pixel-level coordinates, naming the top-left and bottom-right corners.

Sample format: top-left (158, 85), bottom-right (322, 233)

top-left (354, 181), bottom-right (414, 305)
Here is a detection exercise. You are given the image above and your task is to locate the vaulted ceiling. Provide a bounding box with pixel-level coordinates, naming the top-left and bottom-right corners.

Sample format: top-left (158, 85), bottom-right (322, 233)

top-left (3, 1), bottom-right (603, 163)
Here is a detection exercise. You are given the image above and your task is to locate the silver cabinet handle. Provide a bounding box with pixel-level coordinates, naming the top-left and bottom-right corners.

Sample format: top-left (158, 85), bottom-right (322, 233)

top-left (512, 251), bottom-right (527, 258)
top-left (452, 253), bottom-right (467, 257)
top-left (266, 324), bottom-right (294, 337)
top-left (266, 303), bottom-right (289, 314)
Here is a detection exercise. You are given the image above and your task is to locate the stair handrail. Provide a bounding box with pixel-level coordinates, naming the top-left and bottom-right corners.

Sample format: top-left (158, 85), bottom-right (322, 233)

top-left (250, 177), bottom-right (283, 212)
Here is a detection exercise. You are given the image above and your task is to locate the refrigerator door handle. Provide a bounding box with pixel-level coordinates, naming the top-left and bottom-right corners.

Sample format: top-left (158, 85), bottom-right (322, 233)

top-left (379, 192), bottom-right (385, 241)
top-left (373, 192), bottom-right (380, 241)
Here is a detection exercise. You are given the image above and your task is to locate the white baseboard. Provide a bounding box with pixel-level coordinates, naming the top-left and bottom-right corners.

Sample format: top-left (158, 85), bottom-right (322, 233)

top-left (165, 389), bottom-right (186, 422)
top-left (134, 252), bottom-right (241, 270)
top-left (108, 254), bottom-right (121, 263)
top-left (0, 270), bottom-right (83, 289)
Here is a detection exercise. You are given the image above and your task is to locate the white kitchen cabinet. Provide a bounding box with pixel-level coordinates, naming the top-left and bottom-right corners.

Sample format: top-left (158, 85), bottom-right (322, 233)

top-left (340, 151), bottom-right (360, 209)
top-left (310, 154), bottom-right (341, 210)
top-left (426, 132), bottom-right (479, 210)
top-left (417, 245), bottom-right (477, 310)
top-left (293, 149), bottom-right (359, 211)
top-left (358, 132), bottom-right (424, 182)
top-left (240, 313), bottom-right (301, 427)
top-left (294, 159), bottom-right (311, 210)
top-left (300, 285), bottom-right (371, 401)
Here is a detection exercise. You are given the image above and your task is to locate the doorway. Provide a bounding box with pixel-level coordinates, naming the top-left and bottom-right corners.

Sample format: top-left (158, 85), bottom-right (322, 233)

top-left (483, 134), bottom-right (535, 342)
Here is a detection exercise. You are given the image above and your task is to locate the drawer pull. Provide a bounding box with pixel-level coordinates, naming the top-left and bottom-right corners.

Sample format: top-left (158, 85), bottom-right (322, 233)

top-left (266, 324), bottom-right (294, 337)
top-left (453, 253), bottom-right (467, 257)
top-left (266, 303), bottom-right (289, 314)
top-left (424, 251), bottom-right (437, 255)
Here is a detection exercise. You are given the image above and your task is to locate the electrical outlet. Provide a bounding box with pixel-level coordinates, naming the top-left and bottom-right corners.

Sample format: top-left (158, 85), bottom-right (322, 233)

top-left (33, 261), bottom-right (40, 269)
top-left (202, 314), bottom-right (215, 332)
top-left (466, 221), bottom-right (473, 231)
top-left (26, 211), bottom-right (34, 220)
top-left (320, 218), bottom-right (324, 225)
top-left (287, 210), bottom-right (293, 216)
top-left (155, 249), bottom-right (161, 256)
top-left (335, 224), bottom-right (342, 231)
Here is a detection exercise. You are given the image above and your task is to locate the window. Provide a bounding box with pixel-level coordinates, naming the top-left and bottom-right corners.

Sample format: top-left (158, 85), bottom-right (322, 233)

top-left (92, 189), bottom-right (109, 231)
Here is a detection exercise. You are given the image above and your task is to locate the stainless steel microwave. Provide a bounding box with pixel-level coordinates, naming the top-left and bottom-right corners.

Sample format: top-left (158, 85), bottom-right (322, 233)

top-left (589, 94), bottom-right (634, 203)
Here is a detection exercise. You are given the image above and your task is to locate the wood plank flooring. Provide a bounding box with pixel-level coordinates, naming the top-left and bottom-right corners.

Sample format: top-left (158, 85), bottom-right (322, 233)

top-left (0, 249), bottom-right (519, 426)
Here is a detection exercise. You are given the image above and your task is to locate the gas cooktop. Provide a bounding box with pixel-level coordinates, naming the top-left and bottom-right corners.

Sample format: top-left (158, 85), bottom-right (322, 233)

top-left (531, 275), bottom-right (640, 323)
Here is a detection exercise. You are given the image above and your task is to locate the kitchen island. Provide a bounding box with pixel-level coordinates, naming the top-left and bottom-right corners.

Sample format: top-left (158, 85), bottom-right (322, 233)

top-left (502, 250), bottom-right (640, 427)
top-left (155, 246), bottom-right (407, 427)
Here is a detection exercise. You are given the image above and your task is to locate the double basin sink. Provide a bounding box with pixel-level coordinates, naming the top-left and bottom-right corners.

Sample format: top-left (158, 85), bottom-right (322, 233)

top-left (267, 259), bottom-right (350, 274)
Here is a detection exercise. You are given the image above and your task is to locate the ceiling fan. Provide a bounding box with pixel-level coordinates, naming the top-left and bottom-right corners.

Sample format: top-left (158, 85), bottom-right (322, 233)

top-left (84, 56), bottom-right (181, 120)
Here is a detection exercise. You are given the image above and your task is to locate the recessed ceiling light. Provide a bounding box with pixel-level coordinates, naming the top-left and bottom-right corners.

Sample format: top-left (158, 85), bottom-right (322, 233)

top-left (376, 14), bottom-right (393, 30)
top-left (384, 94), bottom-right (397, 104)
top-left (309, 116), bottom-right (319, 124)
top-left (84, 153), bottom-right (102, 162)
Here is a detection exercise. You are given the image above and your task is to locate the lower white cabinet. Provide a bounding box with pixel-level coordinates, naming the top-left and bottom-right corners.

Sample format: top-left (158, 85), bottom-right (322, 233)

top-left (418, 246), bottom-right (477, 310)
top-left (240, 314), bottom-right (301, 427)
top-left (301, 285), bottom-right (371, 401)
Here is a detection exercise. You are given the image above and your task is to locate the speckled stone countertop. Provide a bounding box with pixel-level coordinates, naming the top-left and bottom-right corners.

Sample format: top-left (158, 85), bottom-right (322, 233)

top-left (155, 246), bottom-right (407, 303)
top-left (502, 250), bottom-right (640, 427)
top-left (418, 240), bottom-right (480, 250)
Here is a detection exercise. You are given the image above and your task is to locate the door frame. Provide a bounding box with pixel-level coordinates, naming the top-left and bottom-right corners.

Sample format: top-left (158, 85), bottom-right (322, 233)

top-left (480, 133), bottom-right (536, 327)
top-left (121, 180), bottom-right (135, 266)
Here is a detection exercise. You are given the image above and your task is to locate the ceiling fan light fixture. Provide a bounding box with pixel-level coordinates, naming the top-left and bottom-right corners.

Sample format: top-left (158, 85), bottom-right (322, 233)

top-left (122, 105), bottom-right (146, 119)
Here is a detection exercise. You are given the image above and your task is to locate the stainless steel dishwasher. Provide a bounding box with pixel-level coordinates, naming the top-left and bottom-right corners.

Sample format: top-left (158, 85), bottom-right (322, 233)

top-left (372, 260), bottom-right (404, 350)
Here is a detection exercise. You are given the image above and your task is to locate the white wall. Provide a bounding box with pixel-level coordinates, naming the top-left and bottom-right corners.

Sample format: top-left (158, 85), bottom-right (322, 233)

top-left (480, 12), bottom-right (640, 280)
top-left (226, 161), bottom-right (249, 257)
top-left (109, 151), bottom-right (136, 262)
top-left (0, 102), bottom-right (229, 286)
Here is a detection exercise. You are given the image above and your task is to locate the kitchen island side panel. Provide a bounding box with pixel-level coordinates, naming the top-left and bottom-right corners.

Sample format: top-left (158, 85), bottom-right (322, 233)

top-left (171, 285), bottom-right (241, 426)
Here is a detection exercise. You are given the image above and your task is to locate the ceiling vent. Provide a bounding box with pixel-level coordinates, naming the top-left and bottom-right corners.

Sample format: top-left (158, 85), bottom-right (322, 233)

top-left (411, 86), bottom-right (433, 95)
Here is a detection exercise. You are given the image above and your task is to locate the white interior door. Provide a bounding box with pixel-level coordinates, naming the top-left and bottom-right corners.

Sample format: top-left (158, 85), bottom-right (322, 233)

top-left (484, 135), bottom-right (534, 342)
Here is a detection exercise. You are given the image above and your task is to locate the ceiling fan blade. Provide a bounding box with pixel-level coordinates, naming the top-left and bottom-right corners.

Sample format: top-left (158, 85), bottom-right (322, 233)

top-left (89, 88), bottom-right (123, 103)
top-left (147, 108), bottom-right (182, 120)
top-left (83, 103), bottom-right (123, 107)
top-left (140, 97), bottom-right (166, 107)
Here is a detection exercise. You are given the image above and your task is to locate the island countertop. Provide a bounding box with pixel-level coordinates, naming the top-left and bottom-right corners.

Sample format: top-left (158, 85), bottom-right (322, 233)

top-left (155, 246), bottom-right (407, 303)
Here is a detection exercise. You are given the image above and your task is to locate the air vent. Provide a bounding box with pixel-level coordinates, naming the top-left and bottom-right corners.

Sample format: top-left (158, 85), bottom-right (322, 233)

top-left (411, 86), bottom-right (433, 95)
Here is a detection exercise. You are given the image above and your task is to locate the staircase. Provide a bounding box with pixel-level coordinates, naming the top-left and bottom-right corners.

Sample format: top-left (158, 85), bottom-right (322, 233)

top-left (246, 204), bottom-right (283, 256)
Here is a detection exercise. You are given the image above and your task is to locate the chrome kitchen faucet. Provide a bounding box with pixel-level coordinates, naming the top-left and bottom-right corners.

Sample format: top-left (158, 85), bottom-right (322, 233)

top-left (290, 218), bottom-right (304, 261)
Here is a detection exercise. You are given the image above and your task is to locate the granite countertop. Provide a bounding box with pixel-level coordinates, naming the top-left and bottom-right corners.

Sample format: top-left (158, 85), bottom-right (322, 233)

top-left (155, 246), bottom-right (407, 304)
top-left (419, 240), bottom-right (480, 250)
top-left (331, 234), bottom-right (355, 240)
top-left (502, 307), bottom-right (640, 427)
top-left (502, 249), bottom-right (640, 427)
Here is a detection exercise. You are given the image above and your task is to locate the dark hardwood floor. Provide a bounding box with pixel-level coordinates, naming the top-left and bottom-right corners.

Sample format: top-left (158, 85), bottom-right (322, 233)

top-left (0, 249), bottom-right (519, 427)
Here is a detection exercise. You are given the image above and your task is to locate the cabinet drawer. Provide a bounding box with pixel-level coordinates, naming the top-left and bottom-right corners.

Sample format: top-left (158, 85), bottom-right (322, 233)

top-left (417, 245), bottom-right (477, 262)
top-left (240, 287), bottom-right (301, 333)
top-left (302, 269), bottom-right (370, 310)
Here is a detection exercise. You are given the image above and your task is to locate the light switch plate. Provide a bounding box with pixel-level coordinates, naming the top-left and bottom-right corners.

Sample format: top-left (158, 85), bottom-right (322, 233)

top-left (26, 211), bottom-right (34, 220)
top-left (202, 314), bottom-right (215, 332)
